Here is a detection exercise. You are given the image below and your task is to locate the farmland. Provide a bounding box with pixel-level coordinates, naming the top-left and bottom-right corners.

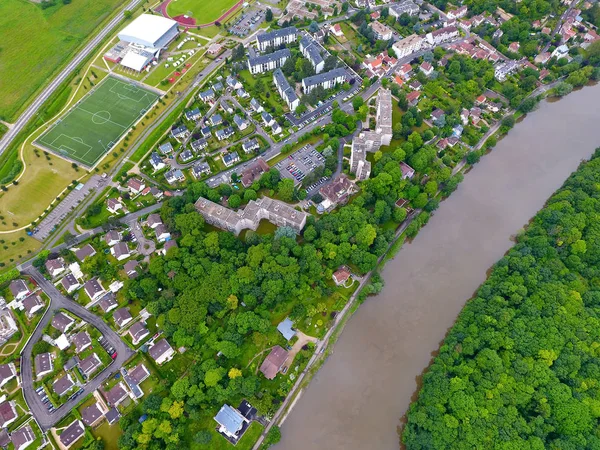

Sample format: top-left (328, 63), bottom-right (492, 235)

top-left (0, 0), bottom-right (126, 121)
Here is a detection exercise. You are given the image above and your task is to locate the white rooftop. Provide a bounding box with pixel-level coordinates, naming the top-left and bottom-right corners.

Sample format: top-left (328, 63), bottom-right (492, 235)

top-left (118, 14), bottom-right (178, 49)
top-left (121, 52), bottom-right (152, 71)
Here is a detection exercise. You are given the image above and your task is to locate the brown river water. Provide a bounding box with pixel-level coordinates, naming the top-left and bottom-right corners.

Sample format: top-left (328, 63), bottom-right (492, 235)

top-left (276, 84), bottom-right (600, 450)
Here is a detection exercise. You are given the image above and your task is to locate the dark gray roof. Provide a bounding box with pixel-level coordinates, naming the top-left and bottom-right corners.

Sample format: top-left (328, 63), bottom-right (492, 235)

top-left (129, 363), bottom-right (151, 385)
top-left (53, 373), bottom-right (74, 396)
top-left (10, 425), bottom-right (33, 449)
top-left (112, 242), bottom-right (130, 259)
top-left (248, 48), bottom-right (290, 68)
top-left (22, 294), bottom-right (44, 314)
top-left (81, 403), bottom-right (103, 426)
top-left (99, 294), bottom-right (118, 313)
top-left (273, 68), bottom-right (299, 105)
top-left (74, 244), bottom-right (96, 261)
top-left (113, 307), bottom-right (132, 327)
top-left (303, 68), bottom-right (347, 87)
top-left (105, 407), bottom-right (120, 424)
top-left (128, 322), bottom-right (149, 343)
top-left (61, 273), bottom-right (79, 291)
top-left (257, 26), bottom-right (297, 44)
top-left (158, 142), bottom-right (173, 153)
top-left (35, 353), bottom-right (52, 376)
top-left (300, 36), bottom-right (324, 68)
top-left (51, 312), bottom-right (74, 332)
top-left (105, 382), bottom-right (128, 406)
top-left (79, 353), bottom-right (102, 375)
top-left (59, 420), bottom-right (84, 447)
top-left (124, 260), bottom-right (139, 277)
top-left (84, 279), bottom-right (104, 299)
top-left (191, 138), bottom-right (208, 151)
top-left (72, 331), bottom-right (91, 353)
top-left (0, 364), bottom-right (15, 383)
top-left (149, 338), bottom-right (173, 361)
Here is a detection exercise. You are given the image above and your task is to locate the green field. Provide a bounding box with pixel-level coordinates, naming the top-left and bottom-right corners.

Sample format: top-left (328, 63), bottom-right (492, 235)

top-left (0, 0), bottom-right (126, 121)
top-left (166, 0), bottom-right (240, 24)
top-left (37, 77), bottom-right (159, 167)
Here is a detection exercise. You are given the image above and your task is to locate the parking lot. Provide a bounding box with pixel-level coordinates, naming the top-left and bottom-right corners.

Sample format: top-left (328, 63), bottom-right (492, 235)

top-left (229, 7), bottom-right (266, 37)
top-left (275, 145), bottom-right (325, 185)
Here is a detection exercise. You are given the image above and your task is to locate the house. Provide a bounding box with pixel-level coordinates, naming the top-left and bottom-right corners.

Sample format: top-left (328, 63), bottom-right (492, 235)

top-left (113, 307), bottom-right (133, 328)
top-left (45, 258), bottom-right (66, 277)
top-left (248, 48), bottom-right (291, 74)
top-left (222, 151), bottom-right (240, 167)
top-left (127, 178), bottom-right (146, 195)
top-left (61, 274), bottom-right (80, 294)
top-left (162, 240), bottom-right (178, 256)
top-left (104, 230), bottom-right (121, 247)
top-left (300, 36), bottom-right (325, 74)
top-left (330, 23), bottom-right (344, 37)
top-left (277, 318), bottom-right (296, 341)
top-left (53, 373), bottom-right (74, 396)
top-left (84, 279), bottom-right (105, 302)
top-left (237, 87), bottom-right (249, 98)
top-left (207, 42), bottom-right (223, 55)
top-left (180, 149), bottom-right (194, 162)
top-left (256, 26), bottom-right (297, 51)
top-left (148, 338), bottom-right (175, 365)
top-left (99, 294), bottom-right (118, 313)
top-left (332, 266), bottom-right (352, 286)
top-left (149, 152), bottom-right (166, 171)
top-left (535, 52), bottom-right (551, 64)
top-left (447, 5), bottom-right (468, 19)
top-left (128, 322), bottom-right (150, 345)
top-left (170, 125), bottom-right (189, 140)
top-left (370, 21), bottom-right (393, 41)
top-left (35, 353), bottom-right (53, 378)
top-left (0, 363), bottom-right (16, 387)
top-left (105, 408), bottom-right (120, 425)
top-left (105, 382), bottom-right (130, 407)
top-left (165, 168), bottom-right (185, 184)
top-left (106, 197), bottom-right (124, 214)
top-left (242, 138), bottom-right (260, 154)
top-left (371, 10), bottom-right (380, 20)
top-left (261, 112), bottom-right (275, 127)
top-left (259, 345), bottom-right (289, 379)
top-left (273, 68), bottom-right (300, 111)
top-left (226, 75), bottom-right (242, 90)
top-left (191, 162), bottom-right (211, 179)
top-left (320, 174), bottom-right (355, 206)
top-left (437, 138), bottom-right (449, 150)
top-left (0, 402), bottom-right (17, 428)
top-left (9, 280), bottom-right (30, 301)
top-left (397, 63), bottom-right (413, 80)
top-left (201, 126), bottom-right (212, 138)
top-left (158, 142), bottom-right (173, 154)
top-left (11, 425), bottom-right (35, 450)
top-left (79, 353), bottom-right (102, 377)
top-left (154, 224), bottom-right (171, 242)
top-left (241, 158), bottom-right (269, 188)
top-left (146, 213), bottom-right (162, 229)
top-left (128, 364), bottom-right (151, 385)
top-left (389, 0), bottom-right (420, 17)
top-left (302, 68), bottom-right (346, 94)
top-left (552, 44), bottom-right (569, 59)
top-left (214, 404), bottom-right (249, 439)
top-left (400, 162), bottom-right (415, 179)
top-left (82, 403), bottom-right (105, 427)
top-left (494, 60), bottom-right (520, 81)
top-left (215, 126), bottom-right (235, 141)
top-left (59, 420), bottom-right (85, 449)
top-left (425, 26), bottom-right (459, 45)
top-left (431, 108), bottom-right (445, 122)
top-left (233, 114), bottom-right (249, 131)
top-left (124, 260), bottom-right (139, 278)
top-left (420, 61), bottom-right (434, 76)
top-left (409, 80), bottom-right (422, 90)
top-left (23, 294), bottom-right (44, 316)
top-left (191, 138), bottom-right (208, 152)
top-left (52, 312), bottom-right (75, 333)
top-left (185, 108), bottom-right (201, 122)
top-left (198, 88), bottom-right (215, 103)
top-left (250, 98), bottom-right (263, 113)
top-left (72, 331), bottom-right (92, 353)
top-left (210, 114), bottom-right (223, 127)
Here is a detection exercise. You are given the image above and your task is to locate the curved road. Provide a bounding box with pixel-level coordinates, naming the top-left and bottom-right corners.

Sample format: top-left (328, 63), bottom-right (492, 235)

top-left (20, 267), bottom-right (135, 431)
top-left (0, 0), bottom-right (142, 155)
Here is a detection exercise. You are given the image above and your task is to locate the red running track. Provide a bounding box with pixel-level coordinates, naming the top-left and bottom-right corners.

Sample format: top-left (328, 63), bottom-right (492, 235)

top-left (156, 0), bottom-right (244, 28)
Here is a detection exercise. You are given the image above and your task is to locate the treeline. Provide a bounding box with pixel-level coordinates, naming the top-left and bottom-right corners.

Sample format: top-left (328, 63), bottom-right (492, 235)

top-left (403, 147), bottom-right (600, 449)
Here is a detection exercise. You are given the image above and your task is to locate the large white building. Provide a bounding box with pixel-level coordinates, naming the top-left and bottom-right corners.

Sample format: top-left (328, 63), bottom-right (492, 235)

top-left (302, 68), bottom-right (347, 93)
top-left (300, 36), bottom-right (325, 74)
top-left (248, 48), bottom-right (291, 74)
top-left (273, 68), bottom-right (300, 111)
top-left (426, 26), bottom-right (459, 45)
top-left (256, 27), bottom-right (298, 51)
top-left (392, 34), bottom-right (424, 59)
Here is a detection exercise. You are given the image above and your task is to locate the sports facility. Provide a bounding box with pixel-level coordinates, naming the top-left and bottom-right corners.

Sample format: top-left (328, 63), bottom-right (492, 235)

top-left (36, 77), bottom-right (159, 167)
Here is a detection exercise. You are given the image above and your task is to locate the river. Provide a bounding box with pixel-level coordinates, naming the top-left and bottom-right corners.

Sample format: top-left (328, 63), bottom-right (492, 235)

top-left (277, 84), bottom-right (600, 450)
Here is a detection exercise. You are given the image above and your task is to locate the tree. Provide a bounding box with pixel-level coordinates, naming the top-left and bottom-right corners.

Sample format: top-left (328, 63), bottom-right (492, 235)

top-left (228, 194), bottom-right (242, 208)
top-left (266, 8), bottom-right (273, 21)
top-left (352, 96), bottom-right (364, 111)
top-left (228, 367), bottom-right (242, 379)
top-left (194, 430), bottom-right (212, 445)
top-left (232, 44), bottom-right (245, 61)
top-left (277, 178), bottom-right (296, 202)
top-left (309, 21), bottom-right (319, 33)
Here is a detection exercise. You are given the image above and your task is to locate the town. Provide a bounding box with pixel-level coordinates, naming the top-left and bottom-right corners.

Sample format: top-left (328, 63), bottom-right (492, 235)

top-left (0, 0), bottom-right (599, 446)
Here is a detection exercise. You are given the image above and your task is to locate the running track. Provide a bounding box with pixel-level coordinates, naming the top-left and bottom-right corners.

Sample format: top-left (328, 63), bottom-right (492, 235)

top-left (156, 0), bottom-right (244, 28)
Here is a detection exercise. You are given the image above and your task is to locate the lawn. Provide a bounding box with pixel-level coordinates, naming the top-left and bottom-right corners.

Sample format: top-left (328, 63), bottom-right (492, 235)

top-left (166, 0), bottom-right (240, 24)
top-left (0, 231), bottom-right (40, 266)
top-left (37, 77), bottom-right (160, 167)
top-left (0, 0), bottom-right (127, 120)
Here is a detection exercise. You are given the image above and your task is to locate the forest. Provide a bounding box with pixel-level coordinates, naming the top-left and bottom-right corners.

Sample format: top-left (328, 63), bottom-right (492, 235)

top-left (403, 148), bottom-right (600, 449)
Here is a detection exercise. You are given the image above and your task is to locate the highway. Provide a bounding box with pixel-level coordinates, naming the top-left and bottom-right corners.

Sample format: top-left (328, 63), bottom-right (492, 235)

top-left (0, 0), bottom-right (142, 155)
top-left (20, 267), bottom-right (135, 431)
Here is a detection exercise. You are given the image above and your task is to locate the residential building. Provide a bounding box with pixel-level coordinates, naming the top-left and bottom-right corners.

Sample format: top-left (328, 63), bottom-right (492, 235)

top-left (158, 142), bottom-right (173, 154)
top-left (242, 138), bottom-right (260, 154)
top-left (333, 266), bottom-right (352, 285)
top-left (150, 152), bottom-right (165, 171)
top-left (277, 317), bottom-right (296, 341)
top-left (273, 68), bottom-right (300, 111)
top-left (215, 126), bottom-right (235, 141)
top-left (127, 178), bottom-right (145, 195)
top-left (389, 0), bottom-right (419, 17)
top-left (195, 196), bottom-right (308, 235)
top-left (148, 338), bottom-right (175, 365)
top-left (406, 90), bottom-right (421, 106)
top-left (109, 242), bottom-right (130, 261)
top-left (0, 363), bottom-right (16, 387)
top-left (261, 111), bottom-right (275, 127)
top-left (191, 162), bottom-right (211, 179)
top-left (79, 353), bottom-right (102, 377)
top-left (552, 44), bottom-right (569, 59)
top-left (104, 230), bottom-right (121, 247)
top-left (237, 87), bottom-right (249, 98)
top-left (392, 34), bottom-right (423, 59)
top-left (82, 403), bottom-right (105, 427)
top-left (302, 68), bottom-right (346, 93)
top-left (300, 36), bottom-right (325, 73)
top-left (226, 75), bottom-right (242, 90)
top-left (320, 174), bottom-right (355, 207)
top-left (107, 197), bottom-right (124, 215)
top-left (426, 26), bottom-right (459, 45)
top-left (170, 125), bottom-right (189, 140)
top-left (35, 353), bottom-right (53, 378)
top-left (99, 294), bottom-right (118, 313)
top-left (214, 404), bottom-right (249, 439)
top-left (400, 162), bottom-right (415, 179)
top-left (370, 21), bottom-right (393, 40)
top-left (146, 213), bottom-right (162, 229)
top-left (222, 151), bottom-right (240, 167)
top-left (45, 258), bottom-right (66, 277)
top-left (420, 61), bottom-right (434, 76)
top-left (59, 420), bottom-right (85, 449)
top-left (155, 224), bottom-right (171, 242)
top-left (190, 138), bottom-right (208, 152)
top-left (0, 402), bottom-right (17, 428)
top-left (53, 373), bottom-right (74, 396)
top-left (330, 23), bottom-right (344, 37)
top-left (240, 158), bottom-right (269, 188)
top-left (259, 345), bottom-right (289, 379)
top-left (185, 108), bottom-right (201, 121)
top-left (349, 136), bottom-right (372, 181)
top-left (128, 364), bottom-right (151, 385)
top-left (72, 331), bottom-right (92, 353)
top-left (0, 304), bottom-right (18, 346)
top-left (105, 382), bottom-right (130, 406)
top-left (256, 26), bottom-right (298, 51)
top-left (248, 48), bottom-right (290, 74)
top-left (11, 425), bottom-right (35, 450)
top-left (22, 294), bottom-right (44, 316)
top-left (447, 5), bottom-right (468, 19)
top-left (165, 168), bottom-right (185, 184)
top-left (250, 98), bottom-right (263, 113)
top-left (84, 279), bottom-right (105, 302)
top-left (180, 149), bottom-right (194, 162)
top-left (113, 307), bottom-right (133, 328)
top-left (62, 274), bottom-right (80, 294)
top-left (494, 60), bottom-right (520, 81)
top-left (198, 88), bottom-right (215, 103)
top-left (9, 280), bottom-right (30, 301)
top-left (233, 114), bottom-right (249, 131)
top-left (128, 322), bottom-right (150, 345)
top-left (52, 312), bottom-right (75, 333)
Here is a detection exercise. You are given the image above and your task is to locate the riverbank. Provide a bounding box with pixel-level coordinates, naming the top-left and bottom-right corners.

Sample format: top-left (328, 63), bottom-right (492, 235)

top-left (275, 82), bottom-right (600, 450)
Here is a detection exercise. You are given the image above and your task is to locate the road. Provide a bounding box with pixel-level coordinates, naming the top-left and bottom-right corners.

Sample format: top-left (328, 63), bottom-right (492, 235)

top-left (0, 0), bottom-right (142, 155)
top-left (20, 267), bottom-right (135, 431)
top-left (542, 4), bottom-right (575, 53)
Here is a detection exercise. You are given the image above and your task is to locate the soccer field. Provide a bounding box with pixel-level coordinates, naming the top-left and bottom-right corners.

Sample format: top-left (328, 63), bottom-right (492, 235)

top-left (37, 77), bottom-right (159, 167)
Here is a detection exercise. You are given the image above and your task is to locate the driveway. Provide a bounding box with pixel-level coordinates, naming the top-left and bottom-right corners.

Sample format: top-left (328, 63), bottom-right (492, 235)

top-left (20, 267), bottom-right (135, 431)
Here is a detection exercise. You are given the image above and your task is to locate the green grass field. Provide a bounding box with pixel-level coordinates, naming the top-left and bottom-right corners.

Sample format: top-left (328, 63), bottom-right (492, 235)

top-left (37, 77), bottom-right (159, 167)
top-left (167, 0), bottom-right (240, 24)
top-left (0, 0), bottom-right (127, 121)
